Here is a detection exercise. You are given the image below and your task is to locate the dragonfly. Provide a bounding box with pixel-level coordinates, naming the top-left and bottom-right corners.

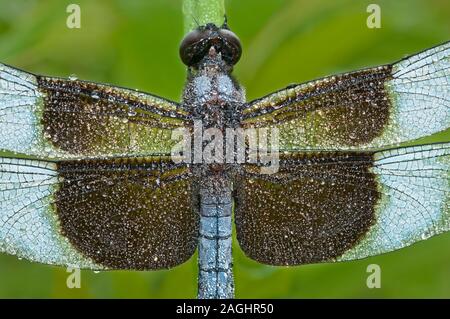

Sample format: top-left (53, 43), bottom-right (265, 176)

top-left (0, 22), bottom-right (449, 299)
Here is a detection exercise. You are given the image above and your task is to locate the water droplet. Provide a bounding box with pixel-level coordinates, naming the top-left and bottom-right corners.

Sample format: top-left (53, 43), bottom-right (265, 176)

top-left (421, 233), bottom-right (430, 240)
top-left (91, 91), bottom-right (100, 99)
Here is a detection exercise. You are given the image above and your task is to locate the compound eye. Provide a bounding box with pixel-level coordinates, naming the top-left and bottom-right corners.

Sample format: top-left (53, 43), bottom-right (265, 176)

top-left (179, 29), bottom-right (210, 66)
top-left (219, 29), bottom-right (242, 65)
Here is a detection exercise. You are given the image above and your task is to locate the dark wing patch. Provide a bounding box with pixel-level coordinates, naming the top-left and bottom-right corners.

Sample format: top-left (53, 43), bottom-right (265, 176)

top-left (38, 77), bottom-right (189, 157)
top-left (234, 152), bottom-right (378, 265)
top-left (55, 157), bottom-right (198, 270)
top-left (242, 67), bottom-right (392, 147)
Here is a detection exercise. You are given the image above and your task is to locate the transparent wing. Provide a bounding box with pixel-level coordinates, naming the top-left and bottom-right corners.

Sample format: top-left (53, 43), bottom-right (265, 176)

top-left (241, 41), bottom-right (449, 151)
top-left (0, 156), bottom-right (198, 270)
top-left (0, 63), bottom-right (190, 159)
top-left (235, 143), bottom-right (449, 265)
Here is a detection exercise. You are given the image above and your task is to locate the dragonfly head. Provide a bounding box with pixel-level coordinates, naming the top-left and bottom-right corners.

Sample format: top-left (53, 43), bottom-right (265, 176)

top-left (179, 23), bottom-right (242, 69)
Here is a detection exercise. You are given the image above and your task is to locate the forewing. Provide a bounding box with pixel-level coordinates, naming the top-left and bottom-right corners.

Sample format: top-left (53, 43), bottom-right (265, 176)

top-left (0, 156), bottom-right (198, 270)
top-left (241, 42), bottom-right (449, 150)
top-left (0, 63), bottom-right (189, 159)
top-left (234, 143), bottom-right (449, 265)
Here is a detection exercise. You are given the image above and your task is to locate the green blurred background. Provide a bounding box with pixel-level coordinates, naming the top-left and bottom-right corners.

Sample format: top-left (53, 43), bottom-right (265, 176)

top-left (0, 0), bottom-right (449, 298)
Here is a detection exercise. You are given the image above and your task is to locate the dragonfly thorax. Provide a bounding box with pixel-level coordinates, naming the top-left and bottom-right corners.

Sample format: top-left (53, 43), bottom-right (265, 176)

top-left (182, 54), bottom-right (245, 128)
